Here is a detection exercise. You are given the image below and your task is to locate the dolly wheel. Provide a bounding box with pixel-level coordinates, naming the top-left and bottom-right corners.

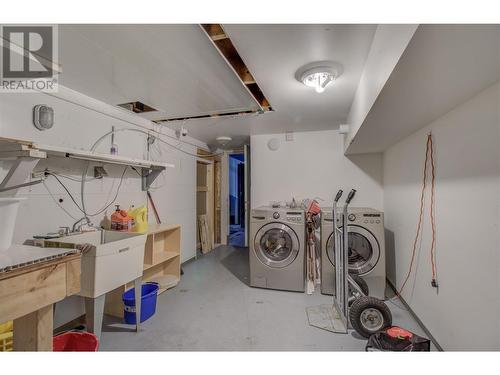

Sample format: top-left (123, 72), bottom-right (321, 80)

top-left (348, 274), bottom-right (369, 306)
top-left (349, 296), bottom-right (392, 338)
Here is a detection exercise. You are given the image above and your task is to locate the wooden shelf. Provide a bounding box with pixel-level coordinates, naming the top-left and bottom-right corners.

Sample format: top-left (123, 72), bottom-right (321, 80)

top-left (146, 223), bottom-right (181, 235)
top-left (143, 251), bottom-right (179, 270)
top-left (104, 224), bottom-right (181, 319)
top-left (197, 186), bottom-right (208, 192)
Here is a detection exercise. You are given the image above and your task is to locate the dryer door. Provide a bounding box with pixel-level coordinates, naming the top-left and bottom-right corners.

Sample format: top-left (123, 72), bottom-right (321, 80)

top-left (254, 223), bottom-right (300, 268)
top-left (326, 225), bottom-right (380, 275)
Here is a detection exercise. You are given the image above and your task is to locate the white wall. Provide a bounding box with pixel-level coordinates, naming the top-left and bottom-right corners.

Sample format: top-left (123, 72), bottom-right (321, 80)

top-left (383, 81), bottom-right (500, 350)
top-left (251, 130), bottom-right (383, 210)
top-left (345, 24), bottom-right (417, 150)
top-left (0, 86), bottom-right (205, 326)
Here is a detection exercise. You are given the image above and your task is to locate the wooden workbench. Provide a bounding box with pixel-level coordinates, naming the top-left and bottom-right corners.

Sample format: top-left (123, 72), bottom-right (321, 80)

top-left (0, 253), bottom-right (82, 351)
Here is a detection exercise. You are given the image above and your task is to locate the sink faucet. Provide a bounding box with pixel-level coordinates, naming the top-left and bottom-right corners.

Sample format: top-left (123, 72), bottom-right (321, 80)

top-left (59, 226), bottom-right (71, 236)
top-left (72, 217), bottom-right (90, 233)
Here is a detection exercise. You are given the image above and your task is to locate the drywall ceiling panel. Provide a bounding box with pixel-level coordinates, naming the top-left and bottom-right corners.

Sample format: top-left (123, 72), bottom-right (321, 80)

top-left (58, 24), bottom-right (259, 119)
top-left (346, 24), bottom-right (500, 154)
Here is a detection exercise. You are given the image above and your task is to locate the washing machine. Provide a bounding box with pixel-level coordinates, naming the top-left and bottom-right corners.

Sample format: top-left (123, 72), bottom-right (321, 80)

top-left (250, 206), bottom-right (306, 292)
top-left (320, 207), bottom-right (386, 299)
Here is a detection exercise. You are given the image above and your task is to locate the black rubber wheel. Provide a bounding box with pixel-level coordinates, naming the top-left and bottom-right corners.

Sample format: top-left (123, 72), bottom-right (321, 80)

top-left (349, 274), bottom-right (369, 297)
top-left (348, 275), bottom-right (369, 306)
top-left (349, 296), bottom-right (392, 338)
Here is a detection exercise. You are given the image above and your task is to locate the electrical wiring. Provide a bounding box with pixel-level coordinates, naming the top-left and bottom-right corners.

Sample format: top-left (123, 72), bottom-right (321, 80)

top-left (33, 91), bottom-right (234, 224)
top-left (86, 166), bottom-right (129, 217)
top-left (43, 181), bottom-right (79, 221)
top-left (78, 127), bottom-right (222, 217)
top-left (398, 133), bottom-right (438, 295)
top-left (47, 172), bottom-right (86, 213)
top-left (44, 170), bottom-right (100, 183)
top-left (47, 167), bottom-right (128, 218)
top-left (76, 126), bottom-right (225, 223)
top-left (52, 173), bottom-right (100, 183)
top-left (87, 127), bottom-right (224, 159)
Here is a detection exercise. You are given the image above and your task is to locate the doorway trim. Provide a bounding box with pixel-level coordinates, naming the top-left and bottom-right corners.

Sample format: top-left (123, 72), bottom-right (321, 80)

top-left (222, 146), bottom-right (250, 247)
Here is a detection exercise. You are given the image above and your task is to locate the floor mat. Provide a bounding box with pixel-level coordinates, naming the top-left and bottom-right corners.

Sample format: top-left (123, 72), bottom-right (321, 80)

top-left (306, 304), bottom-right (348, 333)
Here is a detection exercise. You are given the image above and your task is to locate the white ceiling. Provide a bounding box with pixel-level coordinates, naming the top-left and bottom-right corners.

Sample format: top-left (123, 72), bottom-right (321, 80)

top-left (58, 25), bottom-right (260, 119)
top-left (346, 24), bottom-right (500, 154)
top-left (181, 24), bottom-right (377, 146)
top-left (58, 24), bottom-right (377, 147)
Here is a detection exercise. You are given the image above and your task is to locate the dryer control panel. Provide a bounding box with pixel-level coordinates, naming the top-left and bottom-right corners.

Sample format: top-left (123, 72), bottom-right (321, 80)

top-left (346, 213), bottom-right (382, 225)
top-left (285, 212), bottom-right (303, 223)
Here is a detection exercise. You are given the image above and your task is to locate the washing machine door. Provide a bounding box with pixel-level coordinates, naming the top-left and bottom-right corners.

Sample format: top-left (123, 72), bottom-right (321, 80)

top-left (254, 223), bottom-right (300, 268)
top-left (326, 225), bottom-right (380, 275)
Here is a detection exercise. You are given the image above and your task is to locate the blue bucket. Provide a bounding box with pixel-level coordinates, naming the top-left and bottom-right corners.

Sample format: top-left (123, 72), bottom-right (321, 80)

top-left (122, 282), bottom-right (159, 324)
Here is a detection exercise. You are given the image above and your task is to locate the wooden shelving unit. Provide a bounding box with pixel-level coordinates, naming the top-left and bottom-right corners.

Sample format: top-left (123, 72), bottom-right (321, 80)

top-left (104, 224), bottom-right (181, 318)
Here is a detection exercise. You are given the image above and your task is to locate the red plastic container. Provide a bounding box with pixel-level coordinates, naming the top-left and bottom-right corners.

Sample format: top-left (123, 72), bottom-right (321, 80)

top-left (53, 332), bottom-right (99, 352)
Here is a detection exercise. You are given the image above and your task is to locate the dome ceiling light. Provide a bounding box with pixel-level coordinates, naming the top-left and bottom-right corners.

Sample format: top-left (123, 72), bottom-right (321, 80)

top-left (216, 136), bottom-right (232, 147)
top-left (295, 61), bottom-right (344, 94)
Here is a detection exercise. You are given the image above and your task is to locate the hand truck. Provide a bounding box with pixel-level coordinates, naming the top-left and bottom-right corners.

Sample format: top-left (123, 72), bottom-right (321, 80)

top-left (332, 189), bottom-right (392, 338)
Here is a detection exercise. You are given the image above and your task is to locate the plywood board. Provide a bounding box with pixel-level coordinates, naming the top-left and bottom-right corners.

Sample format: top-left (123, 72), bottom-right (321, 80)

top-left (13, 305), bottom-right (53, 351)
top-left (198, 215), bottom-right (213, 253)
top-left (0, 263), bottom-right (67, 322)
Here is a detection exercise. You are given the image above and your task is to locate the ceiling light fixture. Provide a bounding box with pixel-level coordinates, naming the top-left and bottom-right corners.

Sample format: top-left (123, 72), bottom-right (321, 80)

top-left (216, 136), bottom-right (232, 147)
top-left (295, 61), bottom-right (343, 94)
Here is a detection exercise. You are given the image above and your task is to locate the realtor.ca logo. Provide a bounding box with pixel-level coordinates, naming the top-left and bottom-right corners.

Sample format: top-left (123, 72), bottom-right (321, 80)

top-left (0, 25), bottom-right (58, 92)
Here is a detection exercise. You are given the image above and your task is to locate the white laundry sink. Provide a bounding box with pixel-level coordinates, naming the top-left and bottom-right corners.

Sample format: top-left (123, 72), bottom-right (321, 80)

top-left (48, 230), bottom-right (147, 298)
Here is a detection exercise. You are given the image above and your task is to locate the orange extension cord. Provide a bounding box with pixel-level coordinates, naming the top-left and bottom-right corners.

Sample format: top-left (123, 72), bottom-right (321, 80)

top-left (398, 133), bottom-right (437, 295)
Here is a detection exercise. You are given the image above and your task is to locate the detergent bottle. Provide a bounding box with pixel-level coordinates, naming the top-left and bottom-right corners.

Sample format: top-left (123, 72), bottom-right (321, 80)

top-left (129, 205), bottom-right (148, 233)
top-left (100, 210), bottom-right (112, 230)
top-left (111, 205), bottom-right (134, 231)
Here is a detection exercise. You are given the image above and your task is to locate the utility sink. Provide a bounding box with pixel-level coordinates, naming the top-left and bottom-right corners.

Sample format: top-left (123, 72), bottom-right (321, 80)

top-left (47, 230), bottom-right (147, 298)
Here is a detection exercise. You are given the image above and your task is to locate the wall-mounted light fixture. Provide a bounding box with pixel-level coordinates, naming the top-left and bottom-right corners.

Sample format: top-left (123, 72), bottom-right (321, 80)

top-left (295, 61), bottom-right (343, 94)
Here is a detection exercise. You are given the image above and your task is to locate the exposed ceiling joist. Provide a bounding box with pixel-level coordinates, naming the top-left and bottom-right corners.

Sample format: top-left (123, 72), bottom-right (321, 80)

top-left (201, 24), bottom-right (273, 112)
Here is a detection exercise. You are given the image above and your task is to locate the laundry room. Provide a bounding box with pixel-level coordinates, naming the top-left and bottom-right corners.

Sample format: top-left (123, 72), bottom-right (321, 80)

top-left (1, 1), bottom-right (499, 372)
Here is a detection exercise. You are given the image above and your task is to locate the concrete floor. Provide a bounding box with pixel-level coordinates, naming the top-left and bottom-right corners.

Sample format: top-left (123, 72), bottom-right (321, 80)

top-left (100, 245), bottom-right (428, 351)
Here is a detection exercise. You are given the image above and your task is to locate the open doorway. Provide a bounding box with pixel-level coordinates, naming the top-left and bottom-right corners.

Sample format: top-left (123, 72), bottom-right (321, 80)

top-left (228, 153), bottom-right (245, 247)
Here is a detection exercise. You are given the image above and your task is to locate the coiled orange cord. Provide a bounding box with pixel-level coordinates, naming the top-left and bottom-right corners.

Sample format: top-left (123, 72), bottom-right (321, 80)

top-left (399, 133), bottom-right (437, 295)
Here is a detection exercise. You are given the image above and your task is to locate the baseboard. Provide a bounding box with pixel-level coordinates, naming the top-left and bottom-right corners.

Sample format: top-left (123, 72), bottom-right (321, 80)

top-left (387, 279), bottom-right (444, 351)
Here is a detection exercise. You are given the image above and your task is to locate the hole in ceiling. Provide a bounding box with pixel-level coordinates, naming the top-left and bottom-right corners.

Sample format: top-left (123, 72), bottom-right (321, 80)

top-left (118, 101), bottom-right (158, 113)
